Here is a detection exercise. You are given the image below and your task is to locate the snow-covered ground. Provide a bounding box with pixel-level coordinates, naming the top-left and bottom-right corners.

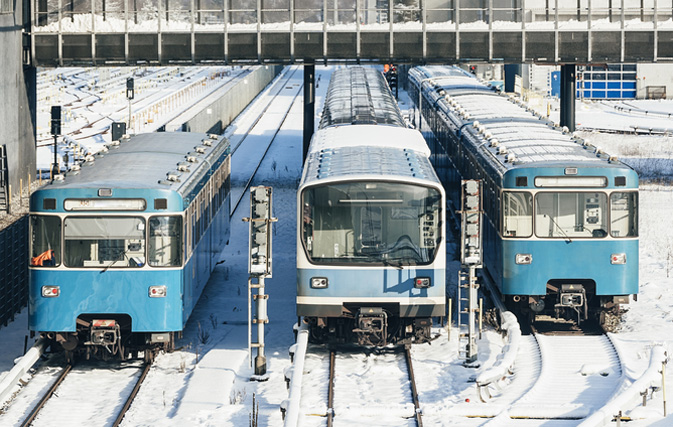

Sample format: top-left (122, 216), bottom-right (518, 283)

top-left (1, 67), bottom-right (673, 425)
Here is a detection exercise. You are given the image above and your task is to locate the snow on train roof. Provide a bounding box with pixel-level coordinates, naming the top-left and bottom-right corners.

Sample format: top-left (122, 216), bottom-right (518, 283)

top-left (301, 125), bottom-right (438, 185)
top-left (319, 67), bottom-right (406, 128)
top-left (422, 67), bottom-right (629, 170)
top-left (44, 132), bottom-right (228, 193)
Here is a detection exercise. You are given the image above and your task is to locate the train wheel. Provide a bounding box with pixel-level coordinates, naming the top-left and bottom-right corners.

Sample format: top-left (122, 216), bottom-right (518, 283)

top-left (65, 350), bottom-right (75, 365)
top-left (144, 349), bottom-right (155, 364)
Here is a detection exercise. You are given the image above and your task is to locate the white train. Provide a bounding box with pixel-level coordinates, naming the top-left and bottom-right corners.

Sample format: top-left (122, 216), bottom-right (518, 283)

top-left (296, 67), bottom-right (447, 346)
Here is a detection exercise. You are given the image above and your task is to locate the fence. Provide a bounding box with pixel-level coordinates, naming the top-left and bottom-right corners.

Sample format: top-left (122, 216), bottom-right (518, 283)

top-left (0, 215), bottom-right (28, 329)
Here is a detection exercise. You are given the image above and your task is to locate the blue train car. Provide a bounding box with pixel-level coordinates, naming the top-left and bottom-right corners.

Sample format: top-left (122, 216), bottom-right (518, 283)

top-left (297, 67), bottom-right (447, 346)
top-left (409, 66), bottom-right (638, 326)
top-left (29, 132), bottom-right (230, 361)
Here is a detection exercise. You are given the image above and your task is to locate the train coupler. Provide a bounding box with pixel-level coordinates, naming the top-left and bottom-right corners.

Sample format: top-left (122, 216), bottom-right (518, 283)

top-left (555, 284), bottom-right (588, 323)
top-left (87, 319), bottom-right (120, 346)
top-left (353, 307), bottom-right (388, 347)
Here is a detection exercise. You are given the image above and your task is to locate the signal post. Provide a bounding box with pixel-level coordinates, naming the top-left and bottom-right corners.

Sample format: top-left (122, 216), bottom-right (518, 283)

top-left (458, 180), bottom-right (483, 365)
top-left (244, 186), bottom-right (277, 377)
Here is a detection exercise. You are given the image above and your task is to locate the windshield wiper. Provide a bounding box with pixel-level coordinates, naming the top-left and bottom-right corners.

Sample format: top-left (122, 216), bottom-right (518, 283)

top-left (100, 246), bottom-right (133, 273)
top-left (544, 214), bottom-right (572, 243)
top-left (359, 251), bottom-right (404, 270)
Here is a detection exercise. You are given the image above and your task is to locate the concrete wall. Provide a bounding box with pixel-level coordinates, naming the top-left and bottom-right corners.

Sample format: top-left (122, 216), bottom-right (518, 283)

top-left (637, 64), bottom-right (673, 99)
top-left (166, 65), bottom-right (283, 134)
top-left (0, 3), bottom-right (36, 206)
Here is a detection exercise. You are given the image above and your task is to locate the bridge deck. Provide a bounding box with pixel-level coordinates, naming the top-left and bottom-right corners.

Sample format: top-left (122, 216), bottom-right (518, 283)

top-left (29, 0), bottom-right (673, 65)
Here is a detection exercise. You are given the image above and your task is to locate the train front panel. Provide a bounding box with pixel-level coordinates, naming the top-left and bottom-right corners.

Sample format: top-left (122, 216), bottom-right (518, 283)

top-left (29, 268), bottom-right (184, 332)
top-left (296, 177), bottom-right (446, 345)
top-left (494, 166), bottom-right (639, 319)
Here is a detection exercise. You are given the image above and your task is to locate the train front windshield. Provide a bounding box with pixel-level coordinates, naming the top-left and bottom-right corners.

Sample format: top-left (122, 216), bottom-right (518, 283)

top-left (503, 191), bottom-right (638, 238)
top-left (30, 215), bottom-right (183, 268)
top-left (301, 182), bottom-right (442, 266)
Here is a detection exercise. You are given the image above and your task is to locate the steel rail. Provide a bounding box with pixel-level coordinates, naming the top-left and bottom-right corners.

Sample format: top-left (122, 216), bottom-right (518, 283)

top-left (404, 347), bottom-right (423, 427)
top-left (112, 361), bottom-right (153, 427)
top-left (20, 364), bottom-right (73, 427)
top-left (327, 349), bottom-right (335, 427)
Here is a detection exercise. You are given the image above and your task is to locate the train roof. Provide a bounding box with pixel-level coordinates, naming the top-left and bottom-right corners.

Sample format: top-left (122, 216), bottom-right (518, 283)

top-left (319, 67), bottom-right (406, 128)
top-left (301, 125), bottom-right (439, 187)
top-left (412, 66), bottom-right (634, 174)
top-left (40, 132), bottom-right (229, 196)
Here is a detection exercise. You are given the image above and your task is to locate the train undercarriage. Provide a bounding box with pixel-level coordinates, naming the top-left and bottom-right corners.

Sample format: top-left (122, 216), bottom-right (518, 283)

top-left (40, 314), bottom-right (176, 363)
top-left (505, 280), bottom-right (631, 330)
top-left (304, 307), bottom-right (436, 347)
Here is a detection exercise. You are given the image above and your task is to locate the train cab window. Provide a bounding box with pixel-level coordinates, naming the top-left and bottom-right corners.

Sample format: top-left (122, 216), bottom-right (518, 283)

top-left (30, 215), bottom-right (61, 267)
top-left (502, 192), bottom-right (532, 238)
top-left (610, 192), bottom-right (638, 238)
top-left (535, 192), bottom-right (607, 239)
top-left (63, 217), bottom-right (146, 268)
top-left (301, 182), bottom-right (442, 266)
top-left (149, 216), bottom-right (183, 267)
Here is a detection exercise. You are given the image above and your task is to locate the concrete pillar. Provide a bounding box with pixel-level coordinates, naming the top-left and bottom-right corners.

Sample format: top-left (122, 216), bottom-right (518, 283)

top-left (504, 64), bottom-right (522, 93)
top-left (303, 62), bottom-right (315, 162)
top-left (560, 64), bottom-right (576, 132)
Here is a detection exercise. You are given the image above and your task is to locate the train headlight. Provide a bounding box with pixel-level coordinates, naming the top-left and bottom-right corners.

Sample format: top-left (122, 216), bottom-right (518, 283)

top-left (414, 277), bottom-right (431, 288)
top-left (41, 286), bottom-right (60, 297)
top-left (310, 277), bottom-right (328, 289)
top-left (149, 285), bottom-right (167, 298)
top-left (611, 253), bottom-right (626, 265)
top-left (515, 254), bottom-right (532, 264)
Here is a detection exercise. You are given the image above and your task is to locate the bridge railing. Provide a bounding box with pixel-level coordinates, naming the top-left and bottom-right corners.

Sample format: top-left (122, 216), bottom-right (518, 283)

top-left (27, 0), bottom-right (673, 64)
top-left (31, 0), bottom-right (673, 33)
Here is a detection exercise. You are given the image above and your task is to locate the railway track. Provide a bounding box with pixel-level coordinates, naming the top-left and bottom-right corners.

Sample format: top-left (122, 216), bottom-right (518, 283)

top-left (501, 332), bottom-right (623, 421)
top-left (17, 359), bottom-right (151, 427)
top-left (229, 65), bottom-right (304, 216)
top-left (310, 346), bottom-right (423, 427)
top-left (37, 67), bottom-right (245, 146)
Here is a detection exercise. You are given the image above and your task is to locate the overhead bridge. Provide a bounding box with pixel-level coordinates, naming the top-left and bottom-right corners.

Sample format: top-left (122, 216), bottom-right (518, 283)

top-left (28, 0), bottom-right (673, 66)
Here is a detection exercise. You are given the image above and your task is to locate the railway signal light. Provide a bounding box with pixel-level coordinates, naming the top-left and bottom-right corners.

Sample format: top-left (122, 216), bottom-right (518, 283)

top-left (245, 186), bottom-right (276, 277)
top-left (50, 106), bottom-right (61, 135)
top-left (126, 77), bottom-right (134, 100)
top-left (460, 180), bottom-right (483, 267)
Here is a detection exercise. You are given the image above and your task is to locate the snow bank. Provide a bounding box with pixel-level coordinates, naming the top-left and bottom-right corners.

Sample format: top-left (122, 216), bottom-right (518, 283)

top-left (282, 322), bottom-right (309, 427)
top-left (579, 345), bottom-right (668, 426)
top-left (475, 311), bottom-right (521, 392)
top-left (0, 338), bottom-right (47, 405)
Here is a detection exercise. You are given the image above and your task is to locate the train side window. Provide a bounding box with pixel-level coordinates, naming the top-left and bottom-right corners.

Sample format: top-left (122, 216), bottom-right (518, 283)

top-left (30, 215), bottom-right (61, 267)
top-left (149, 216), bottom-right (183, 267)
top-left (502, 192), bottom-right (532, 238)
top-left (610, 192), bottom-right (638, 237)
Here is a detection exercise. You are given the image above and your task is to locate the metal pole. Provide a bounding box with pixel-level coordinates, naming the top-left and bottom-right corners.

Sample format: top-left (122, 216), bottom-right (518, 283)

top-left (254, 277), bottom-right (267, 375)
top-left (467, 266), bottom-right (478, 363)
top-left (664, 357), bottom-right (668, 416)
top-left (303, 62), bottom-right (315, 162)
top-left (52, 135), bottom-right (58, 177)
